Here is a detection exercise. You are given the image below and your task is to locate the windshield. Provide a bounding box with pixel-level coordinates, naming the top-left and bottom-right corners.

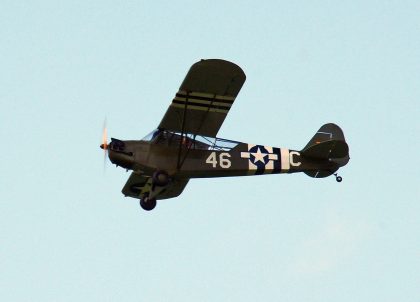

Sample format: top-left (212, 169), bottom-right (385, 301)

top-left (141, 129), bottom-right (162, 142)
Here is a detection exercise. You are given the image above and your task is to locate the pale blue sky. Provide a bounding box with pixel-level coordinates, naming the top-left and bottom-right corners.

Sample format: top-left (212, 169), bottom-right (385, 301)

top-left (1, 1), bottom-right (419, 301)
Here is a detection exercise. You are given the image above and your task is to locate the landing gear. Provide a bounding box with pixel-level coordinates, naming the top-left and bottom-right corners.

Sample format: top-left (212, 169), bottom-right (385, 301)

top-left (334, 173), bottom-right (343, 182)
top-left (140, 194), bottom-right (156, 211)
top-left (153, 170), bottom-right (170, 186)
top-left (139, 170), bottom-right (169, 211)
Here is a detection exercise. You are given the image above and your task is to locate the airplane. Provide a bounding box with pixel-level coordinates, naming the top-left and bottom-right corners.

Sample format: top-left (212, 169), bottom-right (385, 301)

top-left (100, 59), bottom-right (350, 211)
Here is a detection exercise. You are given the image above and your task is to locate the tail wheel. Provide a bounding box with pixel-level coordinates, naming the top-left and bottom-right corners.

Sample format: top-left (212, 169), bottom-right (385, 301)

top-left (332, 173), bottom-right (343, 182)
top-left (140, 194), bottom-right (157, 211)
top-left (333, 173), bottom-right (343, 182)
top-left (153, 170), bottom-right (170, 186)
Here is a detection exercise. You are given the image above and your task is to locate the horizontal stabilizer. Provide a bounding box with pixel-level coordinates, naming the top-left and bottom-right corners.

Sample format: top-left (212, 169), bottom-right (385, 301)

top-left (304, 169), bottom-right (338, 178)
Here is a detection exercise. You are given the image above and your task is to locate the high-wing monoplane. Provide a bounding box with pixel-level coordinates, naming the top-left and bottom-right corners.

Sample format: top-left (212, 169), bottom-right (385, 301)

top-left (100, 59), bottom-right (350, 211)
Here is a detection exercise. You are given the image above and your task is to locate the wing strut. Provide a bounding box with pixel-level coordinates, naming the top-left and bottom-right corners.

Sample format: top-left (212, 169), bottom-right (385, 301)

top-left (176, 93), bottom-right (221, 170)
top-left (176, 91), bottom-right (189, 169)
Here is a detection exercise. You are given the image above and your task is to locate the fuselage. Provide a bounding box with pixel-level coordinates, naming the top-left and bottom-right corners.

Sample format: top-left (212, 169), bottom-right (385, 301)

top-left (107, 130), bottom-right (340, 179)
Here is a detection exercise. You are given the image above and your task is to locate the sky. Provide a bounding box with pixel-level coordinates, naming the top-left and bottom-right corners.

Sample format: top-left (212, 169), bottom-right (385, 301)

top-left (1, 0), bottom-right (419, 301)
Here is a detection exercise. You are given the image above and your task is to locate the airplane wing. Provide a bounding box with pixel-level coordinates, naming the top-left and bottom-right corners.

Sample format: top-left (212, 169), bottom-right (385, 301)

top-left (158, 59), bottom-right (246, 137)
top-left (122, 172), bottom-right (189, 200)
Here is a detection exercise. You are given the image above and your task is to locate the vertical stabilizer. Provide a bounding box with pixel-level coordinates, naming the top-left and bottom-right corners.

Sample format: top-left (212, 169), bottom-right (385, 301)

top-left (301, 123), bottom-right (350, 178)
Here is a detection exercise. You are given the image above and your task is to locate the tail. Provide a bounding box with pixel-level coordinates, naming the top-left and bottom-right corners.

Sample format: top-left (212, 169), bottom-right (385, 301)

top-left (301, 123), bottom-right (350, 178)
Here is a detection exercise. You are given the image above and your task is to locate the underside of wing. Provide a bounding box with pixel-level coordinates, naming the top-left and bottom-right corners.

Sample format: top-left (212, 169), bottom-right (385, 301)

top-left (122, 172), bottom-right (189, 200)
top-left (158, 59), bottom-right (246, 137)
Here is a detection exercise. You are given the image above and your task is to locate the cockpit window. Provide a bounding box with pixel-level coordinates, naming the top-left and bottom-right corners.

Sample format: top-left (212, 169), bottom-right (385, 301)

top-left (142, 129), bottom-right (239, 151)
top-left (193, 134), bottom-right (239, 150)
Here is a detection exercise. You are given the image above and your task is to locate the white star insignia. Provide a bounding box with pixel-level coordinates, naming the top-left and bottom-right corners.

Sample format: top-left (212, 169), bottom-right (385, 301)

top-left (252, 147), bottom-right (267, 164)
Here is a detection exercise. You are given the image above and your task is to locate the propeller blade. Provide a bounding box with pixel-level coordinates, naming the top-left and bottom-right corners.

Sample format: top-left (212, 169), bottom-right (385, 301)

top-left (100, 118), bottom-right (108, 150)
top-left (100, 118), bottom-right (108, 172)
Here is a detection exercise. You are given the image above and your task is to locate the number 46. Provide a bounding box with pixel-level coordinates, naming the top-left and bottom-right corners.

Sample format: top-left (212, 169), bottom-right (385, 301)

top-left (206, 152), bottom-right (231, 169)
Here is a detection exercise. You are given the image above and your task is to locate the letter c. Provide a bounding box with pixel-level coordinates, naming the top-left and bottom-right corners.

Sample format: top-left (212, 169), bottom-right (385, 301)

top-left (289, 151), bottom-right (301, 167)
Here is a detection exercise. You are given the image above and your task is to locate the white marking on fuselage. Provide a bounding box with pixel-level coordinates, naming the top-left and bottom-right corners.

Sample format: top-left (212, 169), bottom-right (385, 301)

top-left (241, 144), bottom-right (280, 173)
top-left (240, 152), bottom-right (251, 159)
top-left (289, 151), bottom-right (301, 167)
top-left (280, 149), bottom-right (290, 172)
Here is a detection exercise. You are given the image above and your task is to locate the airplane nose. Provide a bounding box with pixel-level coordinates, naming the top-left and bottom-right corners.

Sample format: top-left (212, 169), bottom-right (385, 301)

top-left (108, 150), bottom-right (134, 169)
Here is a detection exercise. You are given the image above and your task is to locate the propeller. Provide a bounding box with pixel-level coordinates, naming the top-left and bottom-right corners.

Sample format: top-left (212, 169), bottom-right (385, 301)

top-left (100, 118), bottom-right (108, 170)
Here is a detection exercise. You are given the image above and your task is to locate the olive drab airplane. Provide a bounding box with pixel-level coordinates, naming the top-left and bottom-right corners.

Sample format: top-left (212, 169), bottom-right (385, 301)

top-left (100, 59), bottom-right (350, 211)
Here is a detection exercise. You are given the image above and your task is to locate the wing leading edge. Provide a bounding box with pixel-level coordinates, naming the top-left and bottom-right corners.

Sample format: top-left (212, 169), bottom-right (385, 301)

top-left (158, 59), bottom-right (246, 137)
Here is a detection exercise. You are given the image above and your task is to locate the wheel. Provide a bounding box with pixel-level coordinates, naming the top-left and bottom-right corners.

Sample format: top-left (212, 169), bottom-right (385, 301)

top-left (140, 196), bottom-right (157, 211)
top-left (336, 176), bottom-right (343, 182)
top-left (140, 197), bottom-right (156, 211)
top-left (153, 170), bottom-right (169, 186)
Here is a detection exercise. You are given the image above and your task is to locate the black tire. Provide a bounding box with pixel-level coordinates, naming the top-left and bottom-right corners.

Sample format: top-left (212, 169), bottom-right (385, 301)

top-left (153, 170), bottom-right (169, 186)
top-left (140, 196), bottom-right (157, 211)
top-left (336, 176), bottom-right (343, 182)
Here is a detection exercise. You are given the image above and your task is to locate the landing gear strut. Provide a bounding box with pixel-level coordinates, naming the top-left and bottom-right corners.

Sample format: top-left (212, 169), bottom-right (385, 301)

top-left (139, 170), bottom-right (170, 211)
top-left (140, 194), bottom-right (156, 211)
top-left (334, 173), bottom-right (343, 182)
